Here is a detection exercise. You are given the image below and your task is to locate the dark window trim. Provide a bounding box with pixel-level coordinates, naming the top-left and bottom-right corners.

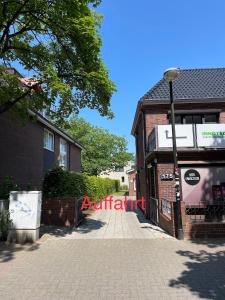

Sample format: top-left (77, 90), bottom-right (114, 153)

top-left (167, 112), bottom-right (219, 124)
top-left (167, 109), bottom-right (221, 114)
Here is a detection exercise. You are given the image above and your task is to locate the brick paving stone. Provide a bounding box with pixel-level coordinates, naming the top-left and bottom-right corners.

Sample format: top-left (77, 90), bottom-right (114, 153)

top-left (63, 197), bottom-right (172, 240)
top-left (1, 199), bottom-right (225, 299)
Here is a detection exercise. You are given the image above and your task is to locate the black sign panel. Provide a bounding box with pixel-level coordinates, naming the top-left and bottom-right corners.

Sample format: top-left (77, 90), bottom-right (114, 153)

top-left (160, 172), bottom-right (173, 181)
top-left (184, 169), bottom-right (200, 185)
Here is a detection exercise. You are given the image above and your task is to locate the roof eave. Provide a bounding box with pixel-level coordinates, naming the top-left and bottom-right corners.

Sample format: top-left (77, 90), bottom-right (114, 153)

top-left (28, 110), bottom-right (83, 150)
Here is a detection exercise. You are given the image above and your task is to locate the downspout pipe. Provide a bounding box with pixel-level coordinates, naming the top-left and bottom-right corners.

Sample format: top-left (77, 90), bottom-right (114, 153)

top-left (141, 109), bottom-right (149, 217)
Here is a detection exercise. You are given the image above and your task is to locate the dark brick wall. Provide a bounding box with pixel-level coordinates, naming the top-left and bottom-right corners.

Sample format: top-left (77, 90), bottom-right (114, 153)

top-left (156, 164), bottom-right (175, 202)
top-left (69, 145), bottom-right (82, 172)
top-left (0, 112), bottom-right (44, 189)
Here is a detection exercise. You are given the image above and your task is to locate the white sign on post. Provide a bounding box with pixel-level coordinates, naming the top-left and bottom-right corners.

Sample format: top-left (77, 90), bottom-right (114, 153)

top-left (157, 125), bottom-right (194, 148)
top-left (196, 124), bottom-right (225, 147)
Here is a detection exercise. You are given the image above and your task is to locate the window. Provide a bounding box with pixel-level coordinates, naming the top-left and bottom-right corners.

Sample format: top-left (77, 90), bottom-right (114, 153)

top-left (59, 139), bottom-right (68, 169)
top-left (133, 178), bottom-right (136, 191)
top-left (115, 166), bottom-right (124, 172)
top-left (44, 129), bottom-right (54, 151)
top-left (121, 176), bottom-right (125, 183)
top-left (203, 114), bottom-right (217, 123)
top-left (168, 113), bottom-right (218, 124)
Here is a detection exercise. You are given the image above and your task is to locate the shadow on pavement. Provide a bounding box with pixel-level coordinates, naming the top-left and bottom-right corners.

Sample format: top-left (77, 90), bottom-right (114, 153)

top-left (188, 238), bottom-right (225, 248)
top-left (170, 248), bottom-right (225, 299)
top-left (40, 209), bottom-right (106, 237)
top-left (0, 242), bottom-right (40, 263)
top-left (75, 218), bottom-right (106, 234)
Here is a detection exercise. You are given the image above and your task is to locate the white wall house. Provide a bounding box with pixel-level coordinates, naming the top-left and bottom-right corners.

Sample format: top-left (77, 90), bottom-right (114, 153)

top-left (99, 161), bottom-right (134, 187)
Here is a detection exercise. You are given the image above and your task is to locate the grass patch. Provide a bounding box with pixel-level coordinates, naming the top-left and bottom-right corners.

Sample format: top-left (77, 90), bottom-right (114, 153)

top-left (113, 190), bottom-right (128, 196)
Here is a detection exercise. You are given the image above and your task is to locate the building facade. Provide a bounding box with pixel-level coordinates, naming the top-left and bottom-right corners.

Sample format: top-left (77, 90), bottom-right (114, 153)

top-left (132, 68), bottom-right (225, 238)
top-left (0, 110), bottom-right (82, 189)
top-left (127, 168), bottom-right (136, 197)
top-left (100, 161), bottom-right (134, 187)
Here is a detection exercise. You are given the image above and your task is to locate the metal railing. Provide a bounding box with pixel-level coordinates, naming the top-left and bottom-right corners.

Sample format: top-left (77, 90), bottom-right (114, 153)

top-left (186, 202), bottom-right (225, 223)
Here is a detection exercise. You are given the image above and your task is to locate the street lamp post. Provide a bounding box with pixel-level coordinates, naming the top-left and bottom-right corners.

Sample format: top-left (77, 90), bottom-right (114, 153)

top-left (164, 68), bottom-right (184, 240)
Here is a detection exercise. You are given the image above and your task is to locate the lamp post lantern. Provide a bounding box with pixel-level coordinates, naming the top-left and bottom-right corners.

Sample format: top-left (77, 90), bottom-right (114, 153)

top-left (163, 68), bottom-right (184, 240)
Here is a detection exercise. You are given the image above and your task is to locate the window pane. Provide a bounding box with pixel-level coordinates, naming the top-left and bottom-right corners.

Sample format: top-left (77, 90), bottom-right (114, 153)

top-left (44, 130), bottom-right (54, 151)
top-left (133, 178), bottom-right (136, 191)
top-left (192, 115), bottom-right (202, 124)
top-left (204, 114), bottom-right (217, 123)
top-left (115, 166), bottom-right (124, 172)
top-left (59, 139), bottom-right (68, 169)
top-left (184, 115), bottom-right (193, 124)
top-left (175, 115), bottom-right (182, 124)
top-left (168, 115), bottom-right (182, 124)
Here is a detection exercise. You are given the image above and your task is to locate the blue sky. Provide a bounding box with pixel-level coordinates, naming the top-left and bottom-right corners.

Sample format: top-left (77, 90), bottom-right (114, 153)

top-left (79, 0), bottom-right (225, 153)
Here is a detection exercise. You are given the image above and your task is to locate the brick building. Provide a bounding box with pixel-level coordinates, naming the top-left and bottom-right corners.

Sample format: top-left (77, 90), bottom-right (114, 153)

top-left (127, 168), bottom-right (136, 197)
top-left (0, 110), bottom-right (82, 189)
top-left (132, 68), bottom-right (225, 238)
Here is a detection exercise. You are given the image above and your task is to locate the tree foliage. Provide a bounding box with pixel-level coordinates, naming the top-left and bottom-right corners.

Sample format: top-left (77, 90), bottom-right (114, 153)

top-left (0, 0), bottom-right (115, 122)
top-left (68, 117), bottom-right (134, 176)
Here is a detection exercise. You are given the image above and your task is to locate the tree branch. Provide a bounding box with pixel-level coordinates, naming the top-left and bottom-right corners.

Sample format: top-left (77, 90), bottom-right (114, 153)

top-left (0, 89), bottom-right (31, 114)
top-left (0, 0), bottom-right (30, 55)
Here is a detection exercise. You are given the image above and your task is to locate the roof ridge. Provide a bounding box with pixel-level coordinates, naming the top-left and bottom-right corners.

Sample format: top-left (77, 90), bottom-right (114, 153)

top-left (180, 67), bottom-right (225, 71)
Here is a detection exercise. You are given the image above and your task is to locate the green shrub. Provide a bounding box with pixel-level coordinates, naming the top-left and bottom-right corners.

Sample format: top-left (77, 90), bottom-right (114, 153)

top-left (115, 180), bottom-right (120, 192)
top-left (0, 210), bottom-right (12, 241)
top-left (120, 184), bottom-right (128, 191)
top-left (43, 167), bottom-right (118, 200)
top-left (0, 176), bottom-right (17, 200)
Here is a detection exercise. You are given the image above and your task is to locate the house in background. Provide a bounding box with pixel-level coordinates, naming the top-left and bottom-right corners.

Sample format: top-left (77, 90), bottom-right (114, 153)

top-left (0, 110), bottom-right (82, 189)
top-left (127, 167), bottom-right (136, 197)
top-left (132, 68), bottom-right (225, 238)
top-left (99, 161), bottom-right (134, 187)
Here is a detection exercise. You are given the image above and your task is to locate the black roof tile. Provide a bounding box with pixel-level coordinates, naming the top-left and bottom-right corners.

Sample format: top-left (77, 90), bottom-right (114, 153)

top-left (141, 68), bottom-right (225, 101)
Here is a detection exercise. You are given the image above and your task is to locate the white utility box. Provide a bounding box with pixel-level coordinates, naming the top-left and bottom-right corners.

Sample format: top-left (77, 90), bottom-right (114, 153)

top-left (9, 191), bottom-right (42, 243)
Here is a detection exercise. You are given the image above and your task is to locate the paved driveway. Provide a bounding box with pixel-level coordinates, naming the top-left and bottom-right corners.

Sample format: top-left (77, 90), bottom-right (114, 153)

top-left (1, 201), bottom-right (225, 299)
top-left (64, 202), bottom-right (172, 239)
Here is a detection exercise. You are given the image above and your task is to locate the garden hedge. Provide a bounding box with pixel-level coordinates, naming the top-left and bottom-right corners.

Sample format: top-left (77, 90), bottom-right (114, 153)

top-left (43, 167), bottom-right (119, 200)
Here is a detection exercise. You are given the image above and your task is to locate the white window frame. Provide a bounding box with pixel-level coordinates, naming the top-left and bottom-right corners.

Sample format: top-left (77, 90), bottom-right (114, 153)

top-left (44, 129), bottom-right (54, 152)
top-left (59, 138), bottom-right (68, 169)
top-left (133, 178), bottom-right (136, 191)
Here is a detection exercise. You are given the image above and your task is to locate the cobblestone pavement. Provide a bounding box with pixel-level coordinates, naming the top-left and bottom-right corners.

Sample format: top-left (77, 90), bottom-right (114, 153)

top-left (1, 239), bottom-right (225, 299)
top-left (1, 203), bottom-right (225, 299)
top-left (63, 201), bottom-right (172, 239)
